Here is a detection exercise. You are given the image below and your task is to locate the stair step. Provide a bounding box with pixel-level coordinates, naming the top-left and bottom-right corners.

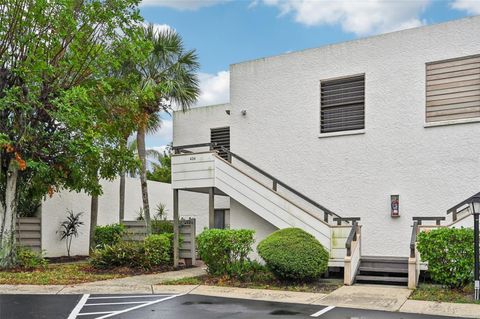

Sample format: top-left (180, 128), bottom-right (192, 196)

top-left (358, 266), bottom-right (408, 274)
top-left (360, 256), bottom-right (408, 263)
top-left (356, 275), bottom-right (408, 283)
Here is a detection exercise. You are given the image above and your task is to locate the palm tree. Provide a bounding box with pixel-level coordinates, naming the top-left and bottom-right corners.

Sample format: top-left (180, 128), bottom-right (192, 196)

top-left (135, 25), bottom-right (199, 234)
top-left (118, 137), bottom-right (163, 222)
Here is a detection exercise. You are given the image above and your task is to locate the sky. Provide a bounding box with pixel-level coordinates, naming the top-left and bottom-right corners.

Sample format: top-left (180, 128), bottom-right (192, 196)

top-left (140, 0), bottom-right (480, 152)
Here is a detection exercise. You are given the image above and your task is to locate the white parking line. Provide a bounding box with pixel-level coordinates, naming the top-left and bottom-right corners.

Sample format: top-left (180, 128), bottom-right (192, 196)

top-left (310, 305), bottom-right (335, 317)
top-left (68, 293), bottom-right (183, 319)
top-left (88, 295), bottom-right (170, 300)
top-left (67, 294), bottom-right (90, 319)
top-left (94, 294), bottom-right (184, 319)
top-left (84, 301), bottom-right (147, 306)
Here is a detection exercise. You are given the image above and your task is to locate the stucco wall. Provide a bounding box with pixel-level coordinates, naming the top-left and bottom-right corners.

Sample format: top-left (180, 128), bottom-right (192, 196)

top-left (173, 17), bottom-right (480, 257)
top-left (41, 178), bottom-right (229, 257)
top-left (229, 199), bottom-right (277, 260)
top-left (173, 104), bottom-right (230, 148)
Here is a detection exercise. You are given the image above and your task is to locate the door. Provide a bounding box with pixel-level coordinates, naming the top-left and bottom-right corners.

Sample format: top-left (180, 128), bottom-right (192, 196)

top-left (214, 209), bottom-right (226, 229)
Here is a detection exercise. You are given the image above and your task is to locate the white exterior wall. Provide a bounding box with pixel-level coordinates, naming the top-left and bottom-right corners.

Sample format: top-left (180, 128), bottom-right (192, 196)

top-left (229, 199), bottom-right (277, 260)
top-left (41, 177), bottom-right (229, 257)
top-left (173, 17), bottom-right (480, 258)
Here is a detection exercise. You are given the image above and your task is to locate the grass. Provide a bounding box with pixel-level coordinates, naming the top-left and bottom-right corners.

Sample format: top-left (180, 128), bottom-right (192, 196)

top-left (163, 274), bottom-right (342, 294)
top-left (410, 283), bottom-right (480, 305)
top-left (0, 263), bottom-right (136, 285)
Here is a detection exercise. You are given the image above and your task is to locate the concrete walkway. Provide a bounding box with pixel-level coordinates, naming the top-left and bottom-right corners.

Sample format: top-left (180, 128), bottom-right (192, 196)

top-left (1, 269), bottom-right (480, 318)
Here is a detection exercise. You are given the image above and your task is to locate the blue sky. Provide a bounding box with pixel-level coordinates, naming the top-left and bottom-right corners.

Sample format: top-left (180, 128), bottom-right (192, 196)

top-left (141, 0), bottom-right (480, 151)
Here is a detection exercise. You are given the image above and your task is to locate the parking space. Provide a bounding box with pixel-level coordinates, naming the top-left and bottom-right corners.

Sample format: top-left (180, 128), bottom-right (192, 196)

top-left (0, 293), bottom-right (461, 319)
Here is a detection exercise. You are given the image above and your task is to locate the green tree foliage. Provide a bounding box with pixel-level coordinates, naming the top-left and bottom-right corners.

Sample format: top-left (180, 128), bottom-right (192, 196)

top-left (147, 152), bottom-right (172, 183)
top-left (257, 228), bottom-right (329, 282)
top-left (133, 26), bottom-right (200, 234)
top-left (197, 229), bottom-right (255, 276)
top-left (0, 0), bottom-right (145, 267)
top-left (417, 227), bottom-right (474, 288)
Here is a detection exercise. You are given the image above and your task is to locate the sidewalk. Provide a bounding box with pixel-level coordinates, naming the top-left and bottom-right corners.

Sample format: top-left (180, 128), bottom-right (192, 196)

top-left (1, 268), bottom-right (479, 318)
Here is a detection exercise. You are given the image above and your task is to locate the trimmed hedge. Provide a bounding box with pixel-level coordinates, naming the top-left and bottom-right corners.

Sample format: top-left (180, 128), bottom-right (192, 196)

top-left (93, 224), bottom-right (125, 248)
top-left (197, 229), bottom-right (255, 276)
top-left (417, 227), bottom-right (474, 288)
top-left (145, 234), bottom-right (171, 265)
top-left (151, 219), bottom-right (174, 234)
top-left (257, 228), bottom-right (329, 281)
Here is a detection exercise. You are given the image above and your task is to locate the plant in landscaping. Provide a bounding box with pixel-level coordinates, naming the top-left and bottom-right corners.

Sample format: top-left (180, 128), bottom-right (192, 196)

top-left (197, 229), bottom-right (255, 277)
top-left (16, 247), bottom-right (48, 269)
top-left (90, 241), bottom-right (147, 269)
top-left (58, 210), bottom-right (84, 257)
top-left (257, 228), bottom-right (329, 282)
top-left (144, 234), bottom-right (171, 266)
top-left (94, 224), bottom-right (126, 248)
top-left (91, 234), bottom-right (172, 269)
top-left (417, 227), bottom-right (474, 288)
top-left (152, 220), bottom-right (174, 234)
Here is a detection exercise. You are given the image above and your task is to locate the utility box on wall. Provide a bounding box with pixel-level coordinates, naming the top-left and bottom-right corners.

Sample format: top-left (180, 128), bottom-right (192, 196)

top-left (391, 195), bottom-right (400, 217)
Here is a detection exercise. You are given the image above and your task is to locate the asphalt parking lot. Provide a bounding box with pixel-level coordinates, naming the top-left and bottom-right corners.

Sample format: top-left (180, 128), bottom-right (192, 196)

top-left (0, 293), bottom-right (459, 319)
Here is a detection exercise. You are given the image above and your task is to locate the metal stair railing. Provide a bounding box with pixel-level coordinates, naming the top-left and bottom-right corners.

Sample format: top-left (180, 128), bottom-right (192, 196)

top-left (172, 142), bottom-right (356, 225)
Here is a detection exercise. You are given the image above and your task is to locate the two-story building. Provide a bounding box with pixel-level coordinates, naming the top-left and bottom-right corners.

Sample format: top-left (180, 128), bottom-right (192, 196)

top-left (171, 16), bottom-right (479, 287)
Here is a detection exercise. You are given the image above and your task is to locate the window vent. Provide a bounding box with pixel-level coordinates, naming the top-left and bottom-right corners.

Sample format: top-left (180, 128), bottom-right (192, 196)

top-left (211, 127), bottom-right (230, 160)
top-left (426, 55), bottom-right (480, 123)
top-left (321, 75), bottom-right (365, 134)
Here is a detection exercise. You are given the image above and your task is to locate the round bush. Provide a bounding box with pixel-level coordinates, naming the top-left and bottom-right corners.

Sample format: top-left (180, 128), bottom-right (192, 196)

top-left (257, 228), bottom-right (329, 281)
top-left (417, 227), bottom-right (474, 288)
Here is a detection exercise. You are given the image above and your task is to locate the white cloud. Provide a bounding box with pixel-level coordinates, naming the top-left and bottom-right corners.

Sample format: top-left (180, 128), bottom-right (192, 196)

top-left (451, 0), bottom-right (480, 14)
top-left (195, 70), bottom-right (230, 107)
top-left (141, 0), bottom-right (229, 10)
top-left (143, 22), bottom-right (173, 33)
top-left (260, 0), bottom-right (430, 35)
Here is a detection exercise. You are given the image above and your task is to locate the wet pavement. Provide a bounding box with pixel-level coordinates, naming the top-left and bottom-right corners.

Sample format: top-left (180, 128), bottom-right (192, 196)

top-left (0, 293), bottom-right (460, 318)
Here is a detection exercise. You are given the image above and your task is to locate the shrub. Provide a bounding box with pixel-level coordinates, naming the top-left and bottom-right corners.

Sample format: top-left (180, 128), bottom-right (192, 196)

top-left (197, 229), bottom-right (255, 276)
top-left (257, 228), bottom-right (329, 282)
top-left (90, 241), bottom-right (147, 269)
top-left (94, 224), bottom-right (125, 248)
top-left (16, 247), bottom-right (48, 269)
top-left (144, 234), bottom-right (171, 266)
top-left (151, 220), bottom-right (173, 234)
top-left (417, 227), bottom-right (474, 288)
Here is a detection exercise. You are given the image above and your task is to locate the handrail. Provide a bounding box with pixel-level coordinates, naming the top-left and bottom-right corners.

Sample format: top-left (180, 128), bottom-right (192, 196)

top-left (216, 145), bottom-right (344, 223)
top-left (334, 217), bottom-right (360, 226)
top-left (173, 142), bottom-right (346, 223)
top-left (345, 221), bottom-right (359, 256)
top-left (412, 216), bottom-right (445, 226)
top-left (447, 191), bottom-right (480, 221)
top-left (172, 143), bottom-right (214, 154)
top-left (410, 220), bottom-right (419, 258)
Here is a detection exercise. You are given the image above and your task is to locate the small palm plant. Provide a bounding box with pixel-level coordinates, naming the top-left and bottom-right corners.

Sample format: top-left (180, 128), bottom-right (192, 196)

top-left (59, 210), bottom-right (84, 257)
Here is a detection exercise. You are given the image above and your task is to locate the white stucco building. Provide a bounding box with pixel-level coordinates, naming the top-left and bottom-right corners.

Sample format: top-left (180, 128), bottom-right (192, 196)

top-left (172, 16), bottom-right (479, 286)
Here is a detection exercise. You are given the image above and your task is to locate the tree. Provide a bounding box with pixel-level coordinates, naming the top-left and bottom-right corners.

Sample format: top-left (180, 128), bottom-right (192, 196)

top-left (147, 144), bottom-right (172, 183)
top-left (134, 25), bottom-right (200, 234)
top-left (118, 138), bottom-right (161, 222)
top-left (0, 0), bottom-right (144, 267)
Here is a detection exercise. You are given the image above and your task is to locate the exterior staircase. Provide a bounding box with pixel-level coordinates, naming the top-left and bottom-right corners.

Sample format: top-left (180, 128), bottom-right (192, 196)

top-left (171, 143), bottom-right (361, 274)
top-left (355, 256), bottom-right (408, 285)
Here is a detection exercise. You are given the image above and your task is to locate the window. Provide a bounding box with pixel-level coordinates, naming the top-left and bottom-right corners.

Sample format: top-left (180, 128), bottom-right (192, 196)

top-left (211, 127), bottom-right (230, 160)
top-left (426, 55), bottom-right (480, 123)
top-left (320, 75), bottom-right (365, 134)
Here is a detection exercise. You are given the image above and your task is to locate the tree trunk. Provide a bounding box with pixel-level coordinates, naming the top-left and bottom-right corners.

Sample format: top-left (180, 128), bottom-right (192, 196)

top-left (119, 172), bottom-right (125, 223)
top-left (137, 126), bottom-right (151, 234)
top-left (0, 161), bottom-right (19, 268)
top-left (89, 175), bottom-right (99, 253)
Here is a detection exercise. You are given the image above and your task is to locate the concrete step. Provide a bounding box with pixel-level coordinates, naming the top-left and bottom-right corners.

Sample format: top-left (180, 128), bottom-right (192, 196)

top-left (358, 266), bottom-right (408, 274)
top-left (355, 275), bottom-right (408, 284)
